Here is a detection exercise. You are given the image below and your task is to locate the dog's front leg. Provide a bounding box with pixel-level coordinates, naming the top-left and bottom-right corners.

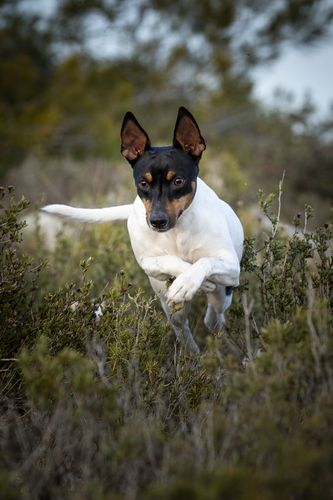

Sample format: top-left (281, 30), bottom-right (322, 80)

top-left (166, 257), bottom-right (240, 305)
top-left (141, 256), bottom-right (216, 292)
top-left (141, 256), bottom-right (191, 281)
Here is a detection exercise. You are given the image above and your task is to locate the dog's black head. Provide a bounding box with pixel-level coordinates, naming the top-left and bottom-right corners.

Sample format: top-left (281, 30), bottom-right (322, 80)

top-left (120, 107), bottom-right (206, 232)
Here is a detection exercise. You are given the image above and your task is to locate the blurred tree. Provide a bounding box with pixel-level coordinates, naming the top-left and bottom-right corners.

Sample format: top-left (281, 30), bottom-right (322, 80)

top-left (0, 0), bottom-right (55, 170)
top-left (148, 0), bottom-right (333, 66)
top-left (54, 0), bottom-right (333, 82)
top-left (0, 0), bottom-right (332, 221)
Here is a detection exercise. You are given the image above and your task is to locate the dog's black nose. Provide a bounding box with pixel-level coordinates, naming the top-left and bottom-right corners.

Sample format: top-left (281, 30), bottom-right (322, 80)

top-left (150, 213), bottom-right (169, 230)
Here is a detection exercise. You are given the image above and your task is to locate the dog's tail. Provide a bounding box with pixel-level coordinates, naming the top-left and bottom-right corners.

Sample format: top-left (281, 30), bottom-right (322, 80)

top-left (41, 204), bottom-right (133, 223)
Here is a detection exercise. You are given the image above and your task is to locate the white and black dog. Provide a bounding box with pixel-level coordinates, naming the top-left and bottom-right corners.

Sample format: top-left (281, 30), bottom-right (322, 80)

top-left (43, 107), bottom-right (244, 353)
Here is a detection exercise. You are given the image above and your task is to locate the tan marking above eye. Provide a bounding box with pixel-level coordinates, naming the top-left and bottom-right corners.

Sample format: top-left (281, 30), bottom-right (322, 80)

top-left (166, 170), bottom-right (175, 181)
top-left (144, 172), bottom-right (153, 183)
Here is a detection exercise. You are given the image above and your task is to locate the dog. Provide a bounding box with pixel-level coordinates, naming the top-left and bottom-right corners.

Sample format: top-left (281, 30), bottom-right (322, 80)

top-left (43, 107), bottom-right (244, 353)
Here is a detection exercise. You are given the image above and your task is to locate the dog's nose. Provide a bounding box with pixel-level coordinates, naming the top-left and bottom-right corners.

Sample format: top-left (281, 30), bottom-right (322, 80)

top-left (150, 213), bottom-right (169, 230)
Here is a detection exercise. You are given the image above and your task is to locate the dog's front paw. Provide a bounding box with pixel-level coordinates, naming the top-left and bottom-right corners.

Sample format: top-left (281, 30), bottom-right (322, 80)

top-left (200, 280), bottom-right (216, 293)
top-left (166, 270), bottom-right (205, 304)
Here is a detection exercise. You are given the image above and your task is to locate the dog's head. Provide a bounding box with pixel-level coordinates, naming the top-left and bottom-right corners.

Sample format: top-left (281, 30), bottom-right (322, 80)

top-left (120, 107), bottom-right (206, 232)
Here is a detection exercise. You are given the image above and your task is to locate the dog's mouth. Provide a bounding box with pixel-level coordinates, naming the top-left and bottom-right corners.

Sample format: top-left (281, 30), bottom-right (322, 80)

top-left (150, 226), bottom-right (170, 233)
top-left (147, 220), bottom-right (173, 232)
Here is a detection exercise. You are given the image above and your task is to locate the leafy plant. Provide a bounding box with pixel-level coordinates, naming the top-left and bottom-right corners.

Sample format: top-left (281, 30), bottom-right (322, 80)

top-left (0, 186), bottom-right (332, 499)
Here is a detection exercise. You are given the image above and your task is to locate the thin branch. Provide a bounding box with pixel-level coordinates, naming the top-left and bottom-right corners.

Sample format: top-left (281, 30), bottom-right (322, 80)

top-left (272, 170), bottom-right (285, 239)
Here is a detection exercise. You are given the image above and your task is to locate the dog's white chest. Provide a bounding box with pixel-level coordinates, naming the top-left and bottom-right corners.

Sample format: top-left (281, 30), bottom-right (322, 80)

top-left (128, 210), bottom-right (196, 264)
top-left (127, 178), bottom-right (243, 269)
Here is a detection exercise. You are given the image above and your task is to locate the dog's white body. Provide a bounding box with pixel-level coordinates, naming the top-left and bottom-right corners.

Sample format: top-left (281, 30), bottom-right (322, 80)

top-left (43, 177), bottom-right (243, 353)
top-left (128, 177), bottom-right (243, 296)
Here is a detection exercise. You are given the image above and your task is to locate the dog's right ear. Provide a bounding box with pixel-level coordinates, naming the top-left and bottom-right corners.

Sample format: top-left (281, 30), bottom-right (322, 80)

top-left (120, 112), bottom-right (151, 164)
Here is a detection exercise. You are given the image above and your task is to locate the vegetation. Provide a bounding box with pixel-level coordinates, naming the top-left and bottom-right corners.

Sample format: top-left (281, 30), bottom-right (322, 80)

top-left (1, 1), bottom-right (333, 497)
top-left (0, 186), bottom-right (332, 499)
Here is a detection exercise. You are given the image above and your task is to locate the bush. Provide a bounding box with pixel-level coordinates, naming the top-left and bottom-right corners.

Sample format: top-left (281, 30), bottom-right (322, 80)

top-left (0, 186), bottom-right (332, 499)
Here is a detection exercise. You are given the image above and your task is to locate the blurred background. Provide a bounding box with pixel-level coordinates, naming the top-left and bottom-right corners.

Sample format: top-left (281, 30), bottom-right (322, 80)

top-left (1, 0), bottom-right (333, 225)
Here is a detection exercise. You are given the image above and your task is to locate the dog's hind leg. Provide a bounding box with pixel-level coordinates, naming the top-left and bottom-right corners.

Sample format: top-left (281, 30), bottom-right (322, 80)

top-left (149, 277), bottom-right (200, 354)
top-left (204, 285), bottom-right (233, 333)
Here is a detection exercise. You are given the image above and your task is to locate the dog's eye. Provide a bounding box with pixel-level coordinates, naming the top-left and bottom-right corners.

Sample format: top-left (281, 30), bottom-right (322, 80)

top-left (173, 177), bottom-right (185, 187)
top-left (138, 180), bottom-right (149, 191)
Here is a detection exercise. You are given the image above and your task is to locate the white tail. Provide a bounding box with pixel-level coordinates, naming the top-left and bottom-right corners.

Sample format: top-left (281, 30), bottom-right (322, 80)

top-left (42, 204), bottom-right (133, 223)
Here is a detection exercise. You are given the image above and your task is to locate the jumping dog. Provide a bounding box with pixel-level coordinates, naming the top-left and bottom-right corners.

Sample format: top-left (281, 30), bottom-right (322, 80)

top-left (43, 107), bottom-right (244, 353)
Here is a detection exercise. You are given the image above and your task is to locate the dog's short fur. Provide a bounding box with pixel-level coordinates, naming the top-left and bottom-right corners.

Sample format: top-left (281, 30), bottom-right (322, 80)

top-left (43, 107), bottom-right (244, 353)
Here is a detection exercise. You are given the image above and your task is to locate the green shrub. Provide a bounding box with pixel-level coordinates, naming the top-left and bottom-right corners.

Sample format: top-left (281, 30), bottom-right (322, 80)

top-left (0, 186), bottom-right (332, 499)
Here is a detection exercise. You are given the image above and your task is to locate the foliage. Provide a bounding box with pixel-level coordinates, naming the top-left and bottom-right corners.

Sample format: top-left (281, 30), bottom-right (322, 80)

top-left (1, 0), bottom-right (333, 225)
top-left (0, 186), bottom-right (332, 499)
top-left (54, 0), bottom-right (333, 70)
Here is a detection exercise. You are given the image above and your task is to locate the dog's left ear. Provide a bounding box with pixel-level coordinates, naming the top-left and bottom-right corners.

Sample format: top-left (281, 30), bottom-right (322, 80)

top-left (173, 107), bottom-right (206, 158)
top-left (121, 112), bottom-right (151, 164)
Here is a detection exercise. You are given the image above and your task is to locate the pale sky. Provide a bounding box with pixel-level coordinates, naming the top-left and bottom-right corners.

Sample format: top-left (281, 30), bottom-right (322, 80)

top-left (253, 42), bottom-right (333, 117)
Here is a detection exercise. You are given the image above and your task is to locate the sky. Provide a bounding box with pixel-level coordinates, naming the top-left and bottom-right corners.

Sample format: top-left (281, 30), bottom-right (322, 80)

top-left (253, 41), bottom-right (333, 117)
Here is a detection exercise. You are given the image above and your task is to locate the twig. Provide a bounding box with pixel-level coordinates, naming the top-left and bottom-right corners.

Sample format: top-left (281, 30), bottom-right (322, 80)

top-left (272, 170), bottom-right (285, 239)
top-left (242, 292), bottom-right (255, 368)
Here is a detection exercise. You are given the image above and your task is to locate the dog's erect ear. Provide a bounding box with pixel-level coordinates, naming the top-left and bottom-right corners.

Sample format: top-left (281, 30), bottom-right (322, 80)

top-left (173, 107), bottom-right (206, 158)
top-left (121, 112), bottom-right (151, 163)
